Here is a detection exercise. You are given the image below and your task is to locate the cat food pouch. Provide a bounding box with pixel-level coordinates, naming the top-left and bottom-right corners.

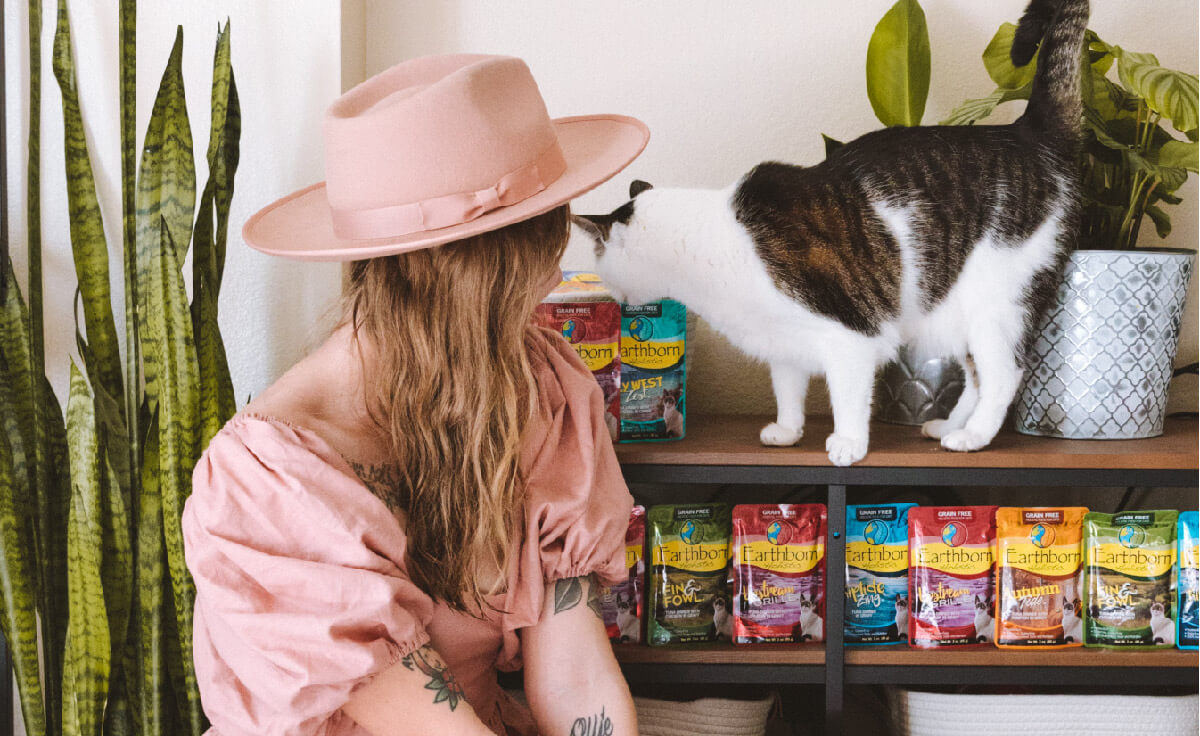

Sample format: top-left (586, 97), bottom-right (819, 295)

top-left (732, 504), bottom-right (826, 644)
top-left (533, 272), bottom-right (621, 441)
top-left (908, 506), bottom-right (998, 648)
top-left (619, 300), bottom-right (686, 442)
top-left (602, 506), bottom-right (646, 644)
top-left (1178, 511), bottom-right (1199, 650)
top-left (1084, 510), bottom-right (1178, 649)
top-left (995, 507), bottom-right (1087, 649)
top-left (845, 503), bottom-right (916, 645)
top-left (647, 503), bottom-right (732, 645)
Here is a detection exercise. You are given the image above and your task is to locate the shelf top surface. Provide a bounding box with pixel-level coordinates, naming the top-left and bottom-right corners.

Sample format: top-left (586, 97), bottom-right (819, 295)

top-left (616, 415), bottom-right (1199, 471)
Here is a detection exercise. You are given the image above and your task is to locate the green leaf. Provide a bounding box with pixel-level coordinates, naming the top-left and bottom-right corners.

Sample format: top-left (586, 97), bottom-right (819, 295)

top-left (101, 439), bottom-right (133, 716)
top-left (940, 85), bottom-right (1030, 126)
top-left (0, 368), bottom-right (47, 736)
top-left (63, 362), bottom-right (112, 736)
top-left (866, 0), bottom-right (930, 127)
top-left (51, 0), bottom-right (125, 415)
top-left (119, 0), bottom-right (142, 564)
top-left (983, 23), bottom-right (1038, 90)
top-left (1144, 205), bottom-right (1172, 239)
top-left (1156, 140), bottom-right (1199, 173)
top-left (1116, 49), bottom-right (1200, 133)
top-left (821, 134), bottom-right (845, 158)
top-left (137, 410), bottom-right (169, 736)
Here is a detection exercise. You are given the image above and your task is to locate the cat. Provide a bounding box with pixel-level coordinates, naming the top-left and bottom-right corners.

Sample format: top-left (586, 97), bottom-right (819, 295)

top-left (1061, 595), bottom-right (1082, 643)
top-left (660, 388), bottom-right (684, 437)
top-left (1150, 601), bottom-right (1175, 646)
top-left (894, 594), bottom-right (909, 641)
top-left (615, 593), bottom-right (640, 643)
top-left (796, 592), bottom-right (824, 642)
top-left (712, 596), bottom-right (734, 639)
top-left (974, 594), bottom-right (994, 643)
top-left (576, 0), bottom-right (1087, 466)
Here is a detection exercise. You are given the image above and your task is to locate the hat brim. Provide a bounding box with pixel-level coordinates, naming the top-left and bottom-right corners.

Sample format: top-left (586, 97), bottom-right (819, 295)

top-left (242, 114), bottom-right (649, 261)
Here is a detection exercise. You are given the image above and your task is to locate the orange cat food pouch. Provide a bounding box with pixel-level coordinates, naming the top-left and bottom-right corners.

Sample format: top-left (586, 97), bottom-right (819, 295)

top-left (996, 507), bottom-right (1088, 649)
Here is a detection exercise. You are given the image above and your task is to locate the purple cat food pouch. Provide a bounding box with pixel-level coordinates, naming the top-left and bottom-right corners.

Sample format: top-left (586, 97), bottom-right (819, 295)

top-left (909, 506), bottom-right (998, 648)
top-left (732, 504), bottom-right (826, 644)
top-left (602, 506), bottom-right (645, 644)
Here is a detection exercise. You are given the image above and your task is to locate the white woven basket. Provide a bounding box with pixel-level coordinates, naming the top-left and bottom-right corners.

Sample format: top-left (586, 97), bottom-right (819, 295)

top-left (889, 689), bottom-right (1199, 736)
top-left (634, 695), bottom-right (776, 736)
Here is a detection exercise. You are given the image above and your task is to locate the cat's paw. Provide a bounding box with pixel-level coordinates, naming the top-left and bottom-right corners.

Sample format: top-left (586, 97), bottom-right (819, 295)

top-left (921, 418), bottom-right (957, 439)
top-left (825, 434), bottom-right (868, 466)
top-left (760, 422), bottom-right (803, 446)
top-left (940, 428), bottom-right (990, 452)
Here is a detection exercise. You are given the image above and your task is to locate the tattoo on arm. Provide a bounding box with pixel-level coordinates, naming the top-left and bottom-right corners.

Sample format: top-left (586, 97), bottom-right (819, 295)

top-left (570, 706), bottom-right (614, 736)
top-left (346, 460), bottom-right (406, 516)
top-left (399, 647), bottom-right (466, 712)
top-left (553, 574), bottom-right (604, 620)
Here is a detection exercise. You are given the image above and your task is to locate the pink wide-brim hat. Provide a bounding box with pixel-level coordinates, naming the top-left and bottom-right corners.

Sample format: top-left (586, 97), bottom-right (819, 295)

top-left (243, 54), bottom-right (649, 261)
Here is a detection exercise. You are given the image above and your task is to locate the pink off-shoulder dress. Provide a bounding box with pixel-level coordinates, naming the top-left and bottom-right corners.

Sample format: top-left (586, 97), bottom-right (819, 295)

top-left (182, 328), bottom-right (635, 736)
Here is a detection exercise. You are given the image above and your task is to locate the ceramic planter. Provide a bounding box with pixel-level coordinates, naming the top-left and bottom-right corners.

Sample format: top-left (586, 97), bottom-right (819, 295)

top-left (874, 345), bottom-right (965, 426)
top-left (1014, 248), bottom-right (1195, 439)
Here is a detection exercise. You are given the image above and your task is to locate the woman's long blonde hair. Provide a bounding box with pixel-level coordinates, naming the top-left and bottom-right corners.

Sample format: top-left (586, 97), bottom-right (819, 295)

top-left (344, 206), bottom-right (570, 612)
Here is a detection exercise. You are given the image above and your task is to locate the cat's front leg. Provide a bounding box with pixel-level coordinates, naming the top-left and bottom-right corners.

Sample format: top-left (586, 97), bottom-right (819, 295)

top-left (823, 353), bottom-right (875, 466)
top-left (760, 361), bottom-right (809, 446)
top-left (941, 330), bottom-right (1022, 452)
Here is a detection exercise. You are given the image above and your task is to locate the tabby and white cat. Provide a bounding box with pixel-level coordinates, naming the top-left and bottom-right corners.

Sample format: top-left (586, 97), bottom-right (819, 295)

top-left (576, 0), bottom-right (1088, 466)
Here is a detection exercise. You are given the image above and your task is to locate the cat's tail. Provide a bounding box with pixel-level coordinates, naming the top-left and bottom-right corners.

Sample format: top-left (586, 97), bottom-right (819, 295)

top-left (1011, 0), bottom-right (1090, 136)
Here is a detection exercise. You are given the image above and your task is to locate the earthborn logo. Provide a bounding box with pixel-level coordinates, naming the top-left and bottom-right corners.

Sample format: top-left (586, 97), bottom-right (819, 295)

top-left (766, 520), bottom-right (793, 545)
top-left (863, 519), bottom-right (889, 546)
top-left (680, 520), bottom-right (700, 545)
top-left (1119, 524), bottom-right (1147, 549)
top-left (561, 318), bottom-right (582, 344)
top-left (627, 316), bottom-right (655, 342)
top-left (941, 522), bottom-right (966, 547)
top-left (1031, 523), bottom-right (1056, 548)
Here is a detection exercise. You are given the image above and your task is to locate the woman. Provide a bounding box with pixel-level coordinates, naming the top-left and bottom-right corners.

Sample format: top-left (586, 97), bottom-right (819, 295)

top-left (182, 54), bottom-right (650, 735)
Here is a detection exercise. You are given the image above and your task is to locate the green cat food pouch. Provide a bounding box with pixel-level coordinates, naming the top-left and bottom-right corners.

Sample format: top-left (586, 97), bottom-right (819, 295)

top-left (1084, 510), bottom-right (1178, 648)
top-left (647, 503), bottom-right (732, 645)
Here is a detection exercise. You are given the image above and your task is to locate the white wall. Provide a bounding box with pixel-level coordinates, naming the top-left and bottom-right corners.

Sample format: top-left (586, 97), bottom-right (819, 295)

top-left (4, 1), bottom-right (345, 405)
top-left (357, 0), bottom-right (1199, 417)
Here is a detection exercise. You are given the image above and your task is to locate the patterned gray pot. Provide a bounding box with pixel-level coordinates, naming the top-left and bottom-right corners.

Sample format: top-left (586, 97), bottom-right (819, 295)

top-left (874, 345), bottom-right (965, 426)
top-left (1014, 248), bottom-right (1195, 439)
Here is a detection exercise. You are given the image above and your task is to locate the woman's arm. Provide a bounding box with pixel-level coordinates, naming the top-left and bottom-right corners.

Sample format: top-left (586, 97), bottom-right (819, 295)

top-left (343, 644), bottom-right (494, 736)
top-left (522, 574), bottom-right (637, 736)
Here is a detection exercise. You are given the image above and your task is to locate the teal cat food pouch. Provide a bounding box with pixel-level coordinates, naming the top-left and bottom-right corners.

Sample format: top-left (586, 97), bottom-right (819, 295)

top-left (619, 300), bottom-right (686, 442)
top-left (845, 503), bottom-right (916, 645)
top-left (1178, 511), bottom-right (1199, 650)
top-left (1084, 510), bottom-right (1177, 648)
top-left (647, 504), bottom-right (732, 645)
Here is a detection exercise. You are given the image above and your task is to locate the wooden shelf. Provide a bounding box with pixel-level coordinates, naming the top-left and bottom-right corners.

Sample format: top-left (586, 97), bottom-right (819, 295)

top-left (616, 415), bottom-right (1199, 470)
top-left (615, 642), bottom-right (824, 665)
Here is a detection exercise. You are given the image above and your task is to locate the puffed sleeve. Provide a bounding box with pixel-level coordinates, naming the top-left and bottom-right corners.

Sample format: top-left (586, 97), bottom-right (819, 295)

top-left (497, 327), bottom-right (634, 658)
top-left (183, 416), bottom-right (435, 736)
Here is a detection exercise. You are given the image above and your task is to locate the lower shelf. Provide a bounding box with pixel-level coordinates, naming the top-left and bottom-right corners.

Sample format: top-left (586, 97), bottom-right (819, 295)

top-left (614, 644), bottom-right (1200, 686)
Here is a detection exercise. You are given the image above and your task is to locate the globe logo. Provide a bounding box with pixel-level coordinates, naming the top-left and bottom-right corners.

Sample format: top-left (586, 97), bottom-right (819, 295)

top-left (863, 520), bottom-right (888, 546)
top-left (941, 522), bottom-right (965, 547)
top-left (1119, 525), bottom-right (1146, 549)
top-left (628, 317), bottom-right (654, 342)
top-left (561, 319), bottom-right (581, 343)
top-left (767, 520), bottom-right (791, 545)
top-left (680, 520), bottom-right (699, 545)
top-left (1031, 523), bottom-right (1055, 548)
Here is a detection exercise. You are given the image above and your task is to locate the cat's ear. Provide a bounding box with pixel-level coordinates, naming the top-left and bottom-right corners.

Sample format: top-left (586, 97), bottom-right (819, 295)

top-left (630, 179), bottom-right (654, 198)
top-left (572, 213), bottom-right (611, 242)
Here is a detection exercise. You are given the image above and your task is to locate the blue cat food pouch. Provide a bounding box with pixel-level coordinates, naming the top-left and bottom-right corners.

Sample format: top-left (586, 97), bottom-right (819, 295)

top-left (619, 300), bottom-right (686, 442)
top-left (845, 503), bottom-right (916, 645)
top-left (1178, 511), bottom-right (1199, 650)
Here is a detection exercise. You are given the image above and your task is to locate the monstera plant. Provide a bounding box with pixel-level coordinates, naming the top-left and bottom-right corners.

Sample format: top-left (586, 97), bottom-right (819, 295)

top-left (0, 0), bottom-right (240, 734)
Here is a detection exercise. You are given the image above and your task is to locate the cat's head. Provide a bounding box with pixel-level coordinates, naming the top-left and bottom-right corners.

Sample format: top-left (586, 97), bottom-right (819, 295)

top-left (896, 595), bottom-right (908, 609)
top-left (573, 180), bottom-right (679, 305)
top-left (975, 595), bottom-right (988, 611)
top-left (799, 594), bottom-right (814, 611)
top-left (712, 596), bottom-right (726, 613)
top-left (1150, 601), bottom-right (1165, 616)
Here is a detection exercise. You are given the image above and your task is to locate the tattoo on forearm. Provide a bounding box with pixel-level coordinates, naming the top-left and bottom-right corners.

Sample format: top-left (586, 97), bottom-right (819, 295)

top-left (347, 460), bottom-right (406, 516)
top-left (570, 707), bottom-right (614, 736)
top-left (399, 647), bottom-right (465, 711)
top-left (554, 574), bottom-right (604, 620)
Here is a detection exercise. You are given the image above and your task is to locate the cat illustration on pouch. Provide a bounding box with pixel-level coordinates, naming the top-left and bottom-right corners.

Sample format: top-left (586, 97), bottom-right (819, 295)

top-left (576, 0), bottom-right (1088, 466)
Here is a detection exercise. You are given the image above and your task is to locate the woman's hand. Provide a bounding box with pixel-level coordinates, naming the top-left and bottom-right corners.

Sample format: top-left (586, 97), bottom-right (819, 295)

top-left (343, 644), bottom-right (494, 736)
top-left (521, 574), bottom-right (637, 736)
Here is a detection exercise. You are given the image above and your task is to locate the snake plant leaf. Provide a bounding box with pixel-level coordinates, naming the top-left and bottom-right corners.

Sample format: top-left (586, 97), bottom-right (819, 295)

top-left (0, 369), bottom-right (47, 736)
top-left (208, 20), bottom-right (240, 289)
top-left (51, 0), bottom-right (124, 412)
top-left (64, 362), bottom-right (111, 736)
top-left (866, 0), bottom-right (930, 127)
top-left (1116, 49), bottom-right (1200, 134)
top-left (144, 219), bottom-right (203, 735)
top-left (0, 267), bottom-right (36, 514)
top-left (40, 370), bottom-right (71, 736)
top-left (940, 85), bottom-right (1031, 126)
top-left (137, 410), bottom-right (168, 736)
top-left (26, 0), bottom-right (45, 396)
top-left (983, 23), bottom-right (1038, 90)
top-left (1156, 140), bottom-right (1199, 173)
top-left (119, 0), bottom-right (142, 539)
top-left (136, 27), bottom-right (196, 406)
top-left (101, 439), bottom-right (133, 717)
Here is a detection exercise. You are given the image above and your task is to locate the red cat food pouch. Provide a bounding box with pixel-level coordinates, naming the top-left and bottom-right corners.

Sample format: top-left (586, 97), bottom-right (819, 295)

top-left (602, 506), bottom-right (646, 644)
top-left (996, 507), bottom-right (1087, 649)
top-left (732, 504), bottom-right (826, 644)
top-left (909, 506), bottom-right (997, 648)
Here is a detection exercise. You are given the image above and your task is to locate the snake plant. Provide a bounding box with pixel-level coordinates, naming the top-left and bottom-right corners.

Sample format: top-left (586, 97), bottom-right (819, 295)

top-left (0, 1), bottom-right (240, 734)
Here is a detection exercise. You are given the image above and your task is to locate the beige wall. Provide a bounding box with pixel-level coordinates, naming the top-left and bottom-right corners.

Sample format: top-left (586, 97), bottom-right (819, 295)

top-left (352, 0), bottom-right (1198, 417)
